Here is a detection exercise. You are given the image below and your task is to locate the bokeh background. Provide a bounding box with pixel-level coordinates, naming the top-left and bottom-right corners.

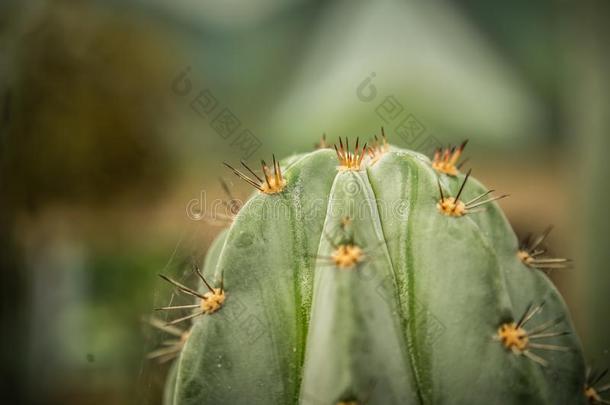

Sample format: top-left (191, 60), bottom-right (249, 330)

top-left (1, 0), bottom-right (608, 404)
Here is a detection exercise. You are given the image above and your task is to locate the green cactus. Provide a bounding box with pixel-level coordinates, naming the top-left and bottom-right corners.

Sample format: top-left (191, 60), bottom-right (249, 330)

top-left (155, 134), bottom-right (590, 404)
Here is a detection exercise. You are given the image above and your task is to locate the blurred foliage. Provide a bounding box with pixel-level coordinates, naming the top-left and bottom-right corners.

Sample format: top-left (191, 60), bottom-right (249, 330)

top-left (2, 0), bottom-right (176, 209)
top-left (270, 0), bottom-right (543, 149)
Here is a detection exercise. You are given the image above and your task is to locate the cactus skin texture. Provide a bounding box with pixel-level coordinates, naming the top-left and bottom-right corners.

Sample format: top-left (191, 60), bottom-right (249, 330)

top-left (163, 141), bottom-right (587, 405)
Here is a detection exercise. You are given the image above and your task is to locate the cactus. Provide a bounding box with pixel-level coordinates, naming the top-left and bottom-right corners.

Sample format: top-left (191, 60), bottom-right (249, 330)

top-left (155, 134), bottom-right (589, 404)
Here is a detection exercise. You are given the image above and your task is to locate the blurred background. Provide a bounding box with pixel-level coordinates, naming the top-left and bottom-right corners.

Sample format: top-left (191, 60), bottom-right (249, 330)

top-left (0, 0), bottom-right (608, 403)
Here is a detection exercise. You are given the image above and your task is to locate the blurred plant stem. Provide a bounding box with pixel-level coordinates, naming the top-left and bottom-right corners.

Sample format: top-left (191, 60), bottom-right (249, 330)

top-left (566, 0), bottom-right (610, 361)
top-left (0, 89), bottom-right (28, 405)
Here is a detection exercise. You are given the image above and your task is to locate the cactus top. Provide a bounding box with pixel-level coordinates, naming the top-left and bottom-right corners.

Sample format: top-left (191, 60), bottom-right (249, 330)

top-left (163, 138), bottom-right (586, 405)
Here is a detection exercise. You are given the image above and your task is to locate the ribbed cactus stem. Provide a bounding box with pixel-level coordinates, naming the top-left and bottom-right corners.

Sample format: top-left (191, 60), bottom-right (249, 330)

top-left (153, 134), bottom-right (587, 405)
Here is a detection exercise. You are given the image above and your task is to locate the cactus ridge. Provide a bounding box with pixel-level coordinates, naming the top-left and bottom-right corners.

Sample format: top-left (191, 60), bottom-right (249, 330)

top-left (154, 132), bottom-right (588, 405)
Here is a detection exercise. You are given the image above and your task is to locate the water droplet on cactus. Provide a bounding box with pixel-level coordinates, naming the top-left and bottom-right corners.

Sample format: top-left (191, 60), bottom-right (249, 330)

top-left (235, 231), bottom-right (254, 248)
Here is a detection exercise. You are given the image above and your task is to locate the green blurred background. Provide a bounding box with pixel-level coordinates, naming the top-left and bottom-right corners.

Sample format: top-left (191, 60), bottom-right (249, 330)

top-left (0, 0), bottom-right (608, 403)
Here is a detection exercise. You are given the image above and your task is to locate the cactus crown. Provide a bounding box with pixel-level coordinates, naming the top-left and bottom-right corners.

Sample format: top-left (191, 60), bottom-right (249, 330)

top-left (334, 137), bottom-right (368, 171)
top-left (224, 157), bottom-right (286, 194)
top-left (153, 131), bottom-right (589, 405)
top-left (431, 140), bottom-right (468, 176)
